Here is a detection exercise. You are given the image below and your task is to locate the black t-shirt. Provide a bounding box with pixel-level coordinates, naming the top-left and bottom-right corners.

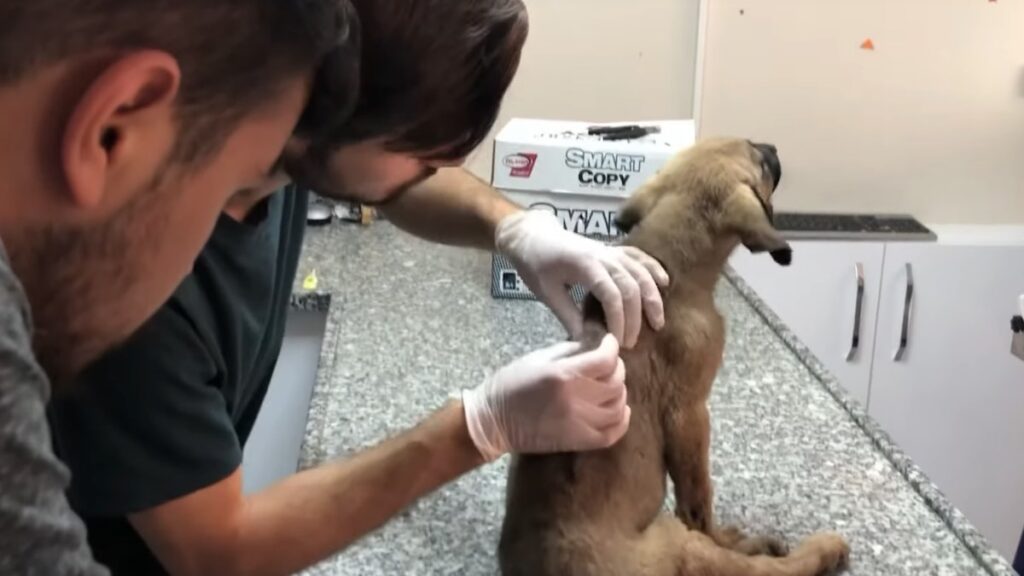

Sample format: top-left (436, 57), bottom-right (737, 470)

top-left (48, 186), bottom-right (310, 574)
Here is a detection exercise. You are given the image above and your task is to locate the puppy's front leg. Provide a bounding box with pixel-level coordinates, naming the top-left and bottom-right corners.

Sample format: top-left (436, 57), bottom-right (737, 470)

top-left (722, 184), bottom-right (792, 266)
top-left (665, 403), bottom-right (788, 558)
top-left (664, 403), bottom-right (714, 533)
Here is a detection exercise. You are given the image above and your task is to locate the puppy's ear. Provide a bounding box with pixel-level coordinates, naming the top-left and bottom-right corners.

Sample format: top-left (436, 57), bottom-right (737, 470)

top-left (723, 184), bottom-right (792, 266)
top-left (615, 183), bottom-right (659, 234)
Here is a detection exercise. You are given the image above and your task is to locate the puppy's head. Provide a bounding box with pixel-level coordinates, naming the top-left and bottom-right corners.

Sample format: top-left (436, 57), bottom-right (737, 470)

top-left (615, 137), bottom-right (791, 266)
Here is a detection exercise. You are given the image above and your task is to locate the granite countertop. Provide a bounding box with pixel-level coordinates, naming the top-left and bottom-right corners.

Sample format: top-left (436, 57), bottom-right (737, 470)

top-left (290, 221), bottom-right (1016, 576)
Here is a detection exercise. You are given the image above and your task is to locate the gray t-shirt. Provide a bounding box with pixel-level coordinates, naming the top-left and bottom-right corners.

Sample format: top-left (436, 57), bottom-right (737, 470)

top-left (0, 241), bottom-right (107, 575)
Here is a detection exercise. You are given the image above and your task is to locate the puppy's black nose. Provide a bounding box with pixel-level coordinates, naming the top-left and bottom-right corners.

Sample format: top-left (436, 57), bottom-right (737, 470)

top-left (753, 142), bottom-right (782, 189)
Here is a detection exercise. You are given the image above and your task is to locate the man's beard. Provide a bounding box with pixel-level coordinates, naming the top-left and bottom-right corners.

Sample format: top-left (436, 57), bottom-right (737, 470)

top-left (6, 188), bottom-right (169, 392)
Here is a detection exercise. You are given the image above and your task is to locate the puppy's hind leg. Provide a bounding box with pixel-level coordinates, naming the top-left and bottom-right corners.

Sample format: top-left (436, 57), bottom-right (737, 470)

top-left (677, 529), bottom-right (851, 576)
top-left (505, 518), bottom-right (693, 576)
top-left (715, 526), bottom-right (789, 557)
top-left (606, 516), bottom-right (848, 576)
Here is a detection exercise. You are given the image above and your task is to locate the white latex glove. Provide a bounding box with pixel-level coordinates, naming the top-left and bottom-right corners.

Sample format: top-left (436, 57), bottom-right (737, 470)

top-left (462, 334), bottom-right (630, 461)
top-left (496, 210), bottom-right (669, 348)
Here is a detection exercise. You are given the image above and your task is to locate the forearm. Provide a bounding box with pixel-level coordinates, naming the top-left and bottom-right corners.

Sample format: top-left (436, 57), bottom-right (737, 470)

top-left (380, 167), bottom-right (520, 250)
top-left (234, 402), bottom-right (483, 576)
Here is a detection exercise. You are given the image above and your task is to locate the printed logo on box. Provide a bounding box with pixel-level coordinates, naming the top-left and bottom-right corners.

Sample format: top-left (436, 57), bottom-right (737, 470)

top-left (564, 148), bottom-right (646, 191)
top-left (528, 202), bottom-right (621, 238)
top-left (503, 153), bottom-right (538, 178)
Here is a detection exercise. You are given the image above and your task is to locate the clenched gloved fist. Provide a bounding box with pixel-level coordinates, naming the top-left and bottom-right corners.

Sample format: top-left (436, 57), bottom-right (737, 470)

top-left (495, 210), bottom-right (669, 349)
top-left (462, 334), bottom-right (630, 461)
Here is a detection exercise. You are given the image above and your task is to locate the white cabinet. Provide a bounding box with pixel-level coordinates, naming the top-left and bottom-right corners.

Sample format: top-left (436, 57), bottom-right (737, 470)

top-left (242, 309), bottom-right (327, 494)
top-left (730, 241), bottom-right (885, 406)
top-left (868, 244), bottom-right (1024, 559)
top-left (731, 239), bottom-right (1024, 559)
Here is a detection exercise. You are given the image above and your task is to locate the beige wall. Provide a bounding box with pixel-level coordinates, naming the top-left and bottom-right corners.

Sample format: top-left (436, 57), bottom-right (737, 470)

top-left (699, 0), bottom-right (1024, 224)
top-left (466, 0), bottom-right (701, 180)
top-left (468, 1), bottom-right (1024, 224)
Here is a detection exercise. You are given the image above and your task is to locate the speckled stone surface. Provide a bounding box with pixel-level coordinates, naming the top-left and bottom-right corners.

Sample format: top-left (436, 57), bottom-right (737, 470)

top-left (724, 268), bottom-right (1017, 576)
top-left (290, 221), bottom-right (1014, 576)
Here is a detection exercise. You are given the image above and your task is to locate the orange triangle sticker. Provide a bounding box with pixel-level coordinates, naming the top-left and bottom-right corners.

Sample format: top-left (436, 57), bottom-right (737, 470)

top-left (860, 38), bottom-right (875, 50)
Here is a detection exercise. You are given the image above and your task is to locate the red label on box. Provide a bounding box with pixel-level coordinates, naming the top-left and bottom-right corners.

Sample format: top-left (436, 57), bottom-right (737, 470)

top-left (503, 153), bottom-right (538, 178)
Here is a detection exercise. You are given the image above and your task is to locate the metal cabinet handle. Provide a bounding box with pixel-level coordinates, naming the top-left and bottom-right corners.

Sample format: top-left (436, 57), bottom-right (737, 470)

top-left (846, 263), bottom-right (865, 361)
top-left (893, 263), bottom-right (914, 361)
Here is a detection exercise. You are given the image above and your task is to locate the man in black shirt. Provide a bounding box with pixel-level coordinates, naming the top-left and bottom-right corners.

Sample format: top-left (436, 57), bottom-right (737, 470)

top-left (50, 2), bottom-right (669, 574)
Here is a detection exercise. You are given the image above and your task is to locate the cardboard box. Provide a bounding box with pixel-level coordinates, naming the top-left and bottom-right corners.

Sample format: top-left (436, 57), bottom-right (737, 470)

top-left (490, 118), bottom-right (696, 300)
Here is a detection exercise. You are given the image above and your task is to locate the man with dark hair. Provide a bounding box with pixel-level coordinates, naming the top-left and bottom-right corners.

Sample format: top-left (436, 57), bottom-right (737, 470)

top-left (50, 1), bottom-right (668, 574)
top-left (0, 0), bottom-right (355, 573)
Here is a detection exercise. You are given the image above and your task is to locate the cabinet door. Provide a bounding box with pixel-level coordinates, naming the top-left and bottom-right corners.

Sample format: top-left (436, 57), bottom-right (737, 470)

top-left (242, 310), bottom-right (327, 495)
top-left (870, 244), bottom-right (1024, 559)
top-left (730, 241), bottom-right (886, 406)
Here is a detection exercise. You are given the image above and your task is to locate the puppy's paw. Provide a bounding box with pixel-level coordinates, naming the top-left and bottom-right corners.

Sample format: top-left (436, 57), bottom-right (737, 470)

top-left (794, 533), bottom-right (850, 575)
top-left (712, 525), bottom-right (744, 548)
top-left (714, 526), bottom-right (788, 557)
top-left (676, 503), bottom-right (711, 533)
top-left (735, 535), bottom-right (789, 557)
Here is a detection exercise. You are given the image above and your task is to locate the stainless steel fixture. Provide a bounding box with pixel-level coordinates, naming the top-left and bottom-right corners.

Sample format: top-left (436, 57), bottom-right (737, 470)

top-left (893, 263), bottom-right (914, 361)
top-left (1013, 295), bottom-right (1024, 361)
top-left (846, 263), bottom-right (865, 361)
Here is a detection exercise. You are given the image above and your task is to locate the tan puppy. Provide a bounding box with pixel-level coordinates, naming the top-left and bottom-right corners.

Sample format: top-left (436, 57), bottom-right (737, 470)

top-left (499, 138), bottom-right (850, 576)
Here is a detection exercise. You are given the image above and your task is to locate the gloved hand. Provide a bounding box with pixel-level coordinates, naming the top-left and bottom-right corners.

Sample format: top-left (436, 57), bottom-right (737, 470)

top-left (495, 210), bottom-right (669, 349)
top-left (462, 334), bottom-right (629, 461)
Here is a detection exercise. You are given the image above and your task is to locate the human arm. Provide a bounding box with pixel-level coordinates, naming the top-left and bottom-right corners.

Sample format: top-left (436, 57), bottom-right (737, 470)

top-left (0, 372), bottom-right (109, 576)
top-left (130, 401), bottom-right (480, 576)
top-left (49, 301), bottom-right (480, 576)
top-left (131, 335), bottom-right (628, 575)
top-left (283, 141), bottom-right (668, 345)
top-left (54, 289), bottom-right (628, 576)
top-left (378, 167), bottom-right (519, 249)
top-left (380, 168), bottom-right (670, 347)
top-left (0, 379), bottom-right (109, 576)
top-left (0, 268), bottom-right (108, 575)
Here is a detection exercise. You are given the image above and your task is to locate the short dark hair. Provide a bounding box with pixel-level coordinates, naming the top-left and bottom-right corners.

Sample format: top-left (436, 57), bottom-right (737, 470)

top-left (312, 0), bottom-right (528, 161)
top-left (0, 0), bottom-right (360, 165)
